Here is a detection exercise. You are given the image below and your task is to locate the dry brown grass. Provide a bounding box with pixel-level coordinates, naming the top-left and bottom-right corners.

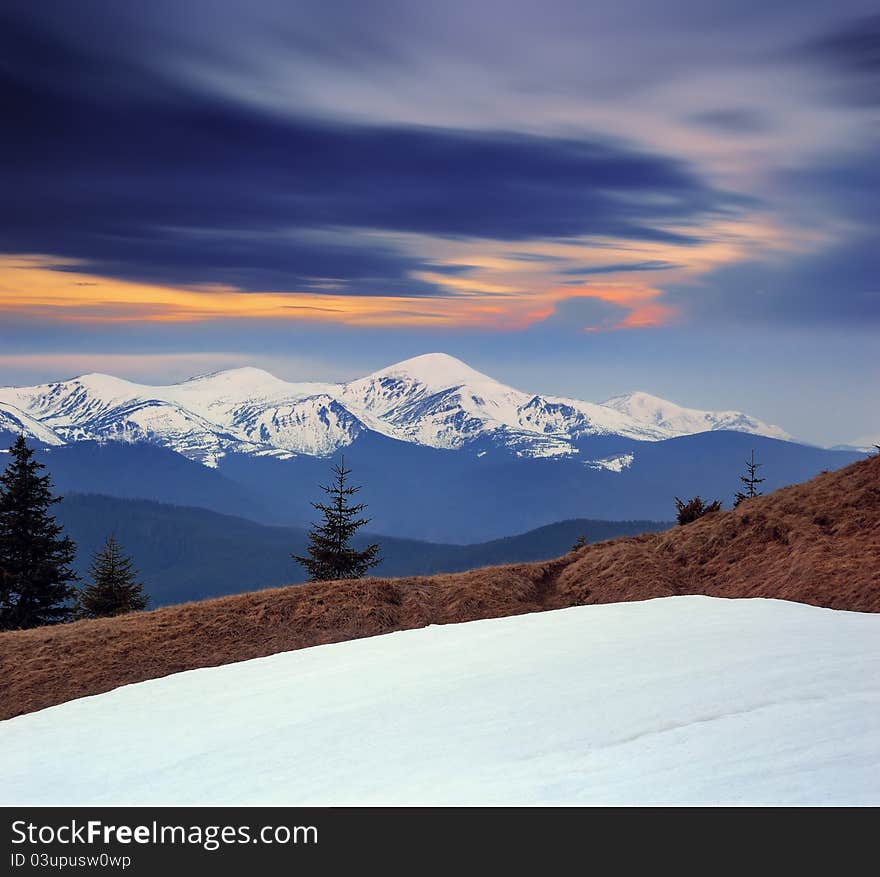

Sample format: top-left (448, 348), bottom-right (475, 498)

top-left (2, 453), bottom-right (878, 721)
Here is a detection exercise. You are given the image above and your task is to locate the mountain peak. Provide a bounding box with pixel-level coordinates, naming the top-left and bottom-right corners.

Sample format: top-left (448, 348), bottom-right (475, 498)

top-left (175, 367), bottom-right (298, 401)
top-left (366, 353), bottom-right (500, 391)
top-left (602, 390), bottom-right (792, 441)
top-left (602, 390), bottom-right (687, 413)
top-left (69, 373), bottom-right (145, 395)
top-left (182, 366), bottom-right (282, 386)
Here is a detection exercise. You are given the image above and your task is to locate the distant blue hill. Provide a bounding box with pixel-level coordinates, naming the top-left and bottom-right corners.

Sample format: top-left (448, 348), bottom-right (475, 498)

top-left (55, 493), bottom-right (669, 606)
top-left (11, 428), bottom-right (862, 543)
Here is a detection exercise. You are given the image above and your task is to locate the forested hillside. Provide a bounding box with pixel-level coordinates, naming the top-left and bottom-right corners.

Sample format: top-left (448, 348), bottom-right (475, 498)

top-left (57, 493), bottom-right (669, 604)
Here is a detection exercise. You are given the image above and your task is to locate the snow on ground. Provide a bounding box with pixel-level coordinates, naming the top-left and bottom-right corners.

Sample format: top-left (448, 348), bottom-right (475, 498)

top-left (2, 596), bottom-right (879, 805)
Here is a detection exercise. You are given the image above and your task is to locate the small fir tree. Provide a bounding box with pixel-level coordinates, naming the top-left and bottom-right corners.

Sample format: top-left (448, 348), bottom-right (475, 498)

top-left (571, 534), bottom-right (587, 551)
top-left (78, 534), bottom-right (149, 618)
top-left (293, 457), bottom-right (381, 582)
top-left (0, 435), bottom-right (78, 630)
top-left (734, 449), bottom-right (765, 507)
top-left (674, 495), bottom-right (722, 525)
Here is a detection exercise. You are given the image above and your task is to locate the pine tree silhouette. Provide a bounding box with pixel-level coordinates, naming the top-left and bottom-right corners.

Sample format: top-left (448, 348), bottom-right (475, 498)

top-left (734, 449), bottom-right (765, 507)
top-left (293, 457), bottom-right (381, 581)
top-left (0, 435), bottom-right (78, 630)
top-left (78, 534), bottom-right (149, 618)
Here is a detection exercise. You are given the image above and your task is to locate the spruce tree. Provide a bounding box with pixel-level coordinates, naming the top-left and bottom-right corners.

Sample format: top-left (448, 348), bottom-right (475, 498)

top-left (734, 449), bottom-right (765, 507)
top-left (0, 435), bottom-right (78, 630)
top-left (78, 534), bottom-right (149, 618)
top-left (293, 457), bottom-right (381, 581)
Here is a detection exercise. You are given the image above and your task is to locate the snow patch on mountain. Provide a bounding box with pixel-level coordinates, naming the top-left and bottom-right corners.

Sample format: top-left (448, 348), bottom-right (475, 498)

top-left (77, 400), bottom-right (252, 468)
top-left (0, 402), bottom-right (65, 446)
top-left (233, 395), bottom-right (366, 457)
top-left (585, 452), bottom-right (635, 472)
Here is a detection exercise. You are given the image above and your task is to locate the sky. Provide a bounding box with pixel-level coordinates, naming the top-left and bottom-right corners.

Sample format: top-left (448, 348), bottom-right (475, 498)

top-left (1, 0), bottom-right (877, 445)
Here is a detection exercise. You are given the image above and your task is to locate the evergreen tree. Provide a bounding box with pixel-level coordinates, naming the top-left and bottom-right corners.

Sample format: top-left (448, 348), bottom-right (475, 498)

top-left (674, 495), bottom-right (722, 525)
top-left (78, 534), bottom-right (149, 618)
top-left (734, 449), bottom-right (765, 507)
top-left (293, 457), bottom-right (381, 581)
top-left (0, 435), bottom-right (78, 630)
top-left (571, 534), bottom-right (587, 551)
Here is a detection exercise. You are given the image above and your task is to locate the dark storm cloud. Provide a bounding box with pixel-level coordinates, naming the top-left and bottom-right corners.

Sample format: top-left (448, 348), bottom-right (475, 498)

top-left (0, 5), bottom-right (740, 294)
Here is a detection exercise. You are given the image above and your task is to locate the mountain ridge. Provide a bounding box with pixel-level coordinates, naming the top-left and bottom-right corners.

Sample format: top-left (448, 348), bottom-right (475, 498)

top-left (0, 353), bottom-right (793, 466)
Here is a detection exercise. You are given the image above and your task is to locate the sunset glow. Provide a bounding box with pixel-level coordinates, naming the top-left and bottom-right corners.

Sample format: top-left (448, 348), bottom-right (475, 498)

top-left (0, 208), bottom-right (799, 332)
top-left (1, 1), bottom-right (876, 444)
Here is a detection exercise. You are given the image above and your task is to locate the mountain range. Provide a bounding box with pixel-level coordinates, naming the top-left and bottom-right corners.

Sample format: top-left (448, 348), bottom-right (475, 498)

top-left (0, 354), bottom-right (865, 542)
top-left (0, 352), bottom-right (792, 466)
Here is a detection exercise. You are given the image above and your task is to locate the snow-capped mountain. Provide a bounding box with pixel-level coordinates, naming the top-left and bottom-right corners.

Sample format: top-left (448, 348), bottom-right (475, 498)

top-left (0, 353), bottom-right (793, 466)
top-left (340, 356), bottom-right (575, 454)
top-left (602, 391), bottom-right (792, 441)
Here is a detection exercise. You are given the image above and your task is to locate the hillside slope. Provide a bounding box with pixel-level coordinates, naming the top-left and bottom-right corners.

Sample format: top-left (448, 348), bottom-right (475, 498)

top-left (1, 453), bottom-right (877, 721)
top-left (4, 598), bottom-right (878, 805)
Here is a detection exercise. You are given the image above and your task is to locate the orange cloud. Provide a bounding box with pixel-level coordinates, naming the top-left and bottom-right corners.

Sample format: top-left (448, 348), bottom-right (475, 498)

top-left (0, 209), bottom-right (799, 333)
top-left (0, 256), bottom-right (543, 329)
